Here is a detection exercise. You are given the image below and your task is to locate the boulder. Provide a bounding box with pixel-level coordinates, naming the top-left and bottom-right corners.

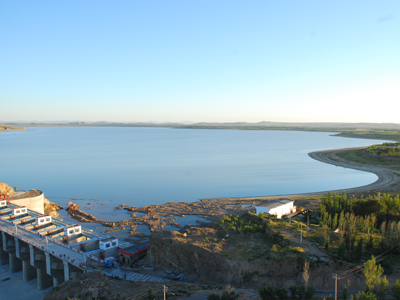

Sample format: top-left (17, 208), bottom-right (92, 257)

top-left (0, 182), bottom-right (15, 195)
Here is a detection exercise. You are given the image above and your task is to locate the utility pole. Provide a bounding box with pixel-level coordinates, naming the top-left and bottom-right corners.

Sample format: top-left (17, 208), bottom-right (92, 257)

top-left (163, 285), bottom-right (166, 300)
top-left (332, 273), bottom-right (338, 300)
top-left (300, 223), bottom-right (303, 243)
top-left (84, 254), bottom-right (87, 272)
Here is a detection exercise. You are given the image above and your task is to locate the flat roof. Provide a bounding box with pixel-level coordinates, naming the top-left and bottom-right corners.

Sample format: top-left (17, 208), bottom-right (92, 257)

top-left (259, 199), bottom-right (294, 210)
top-left (100, 237), bottom-right (118, 243)
top-left (118, 242), bottom-right (149, 255)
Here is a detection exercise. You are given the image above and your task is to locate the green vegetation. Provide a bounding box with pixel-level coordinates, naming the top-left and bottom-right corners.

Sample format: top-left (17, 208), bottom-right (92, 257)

top-left (207, 290), bottom-right (239, 300)
top-left (217, 213), bottom-right (308, 261)
top-left (367, 143), bottom-right (400, 158)
top-left (219, 214), bottom-right (266, 233)
top-left (392, 280), bottom-right (400, 300)
top-left (351, 256), bottom-right (389, 300)
top-left (318, 191), bottom-right (400, 262)
top-left (336, 131), bottom-right (400, 141)
top-left (332, 149), bottom-right (400, 171)
top-left (258, 284), bottom-right (289, 300)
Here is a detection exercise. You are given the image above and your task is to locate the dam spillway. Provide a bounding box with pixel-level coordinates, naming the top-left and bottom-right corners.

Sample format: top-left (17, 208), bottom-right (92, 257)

top-left (0, 194), bottom-right (130, 290)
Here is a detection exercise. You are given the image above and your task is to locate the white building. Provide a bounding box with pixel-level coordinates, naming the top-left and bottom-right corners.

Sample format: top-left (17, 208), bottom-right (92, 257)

top-left (255, 199), bottom-right (296, 219)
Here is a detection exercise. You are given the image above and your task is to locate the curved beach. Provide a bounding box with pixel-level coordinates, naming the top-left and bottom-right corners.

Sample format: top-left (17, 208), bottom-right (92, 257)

top-left (308, 147), bottom-right (400, 194)
top-left (202, 146), bottom-right (400, 203)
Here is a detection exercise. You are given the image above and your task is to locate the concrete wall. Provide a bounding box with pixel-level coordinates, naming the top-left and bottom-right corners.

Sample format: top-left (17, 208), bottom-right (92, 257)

top-left (10, 192), bottom-right (45, 214)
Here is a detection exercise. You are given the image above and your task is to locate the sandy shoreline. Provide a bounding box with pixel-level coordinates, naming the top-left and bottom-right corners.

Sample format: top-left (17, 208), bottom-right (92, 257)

top-left (201, 146), bottom-right (400, 203)
top-left (52, 146), bottom-right (400, 238)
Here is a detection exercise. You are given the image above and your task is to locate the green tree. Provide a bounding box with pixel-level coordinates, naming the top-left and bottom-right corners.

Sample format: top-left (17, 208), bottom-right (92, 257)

top-left (147, 287), bottom-right (154, 300)
top-left (351, 291), bottom-right (377, 300)
top-left (342, 279), bottom-right (350, 300)
top-left (363, 256), bottom-right (385, 292)
top-left (332, 213), bottom-right (338, 230)
top-left (305, 285), bottom-right (316, 300)
top-left (391, 279), bottom-right (400, 300)
top-left (303, 260), bottom-right (310, 293)
top-left (376, 276), bottom-right (389, 300)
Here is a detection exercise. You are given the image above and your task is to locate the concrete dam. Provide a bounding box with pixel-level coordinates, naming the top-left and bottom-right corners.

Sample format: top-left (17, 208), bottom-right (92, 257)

top-left (0, 193), bottom-right (130, 291)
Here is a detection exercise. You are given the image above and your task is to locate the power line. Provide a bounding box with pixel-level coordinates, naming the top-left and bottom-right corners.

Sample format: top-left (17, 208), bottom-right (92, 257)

top-left (126, 287), bottom-right (164, 300)
top-left (338, 240), bottom-right (400, 280)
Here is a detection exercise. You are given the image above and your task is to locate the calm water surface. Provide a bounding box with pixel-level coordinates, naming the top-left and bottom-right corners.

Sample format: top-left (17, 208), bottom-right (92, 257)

top-left (0, 127), bottom-right (389, 208)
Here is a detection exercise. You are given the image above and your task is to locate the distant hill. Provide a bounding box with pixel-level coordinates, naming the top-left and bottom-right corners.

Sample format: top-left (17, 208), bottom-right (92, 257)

top-left (4, 121), bottom-right (400, 132)
top-left (0, 124), bottom-right (25, 131)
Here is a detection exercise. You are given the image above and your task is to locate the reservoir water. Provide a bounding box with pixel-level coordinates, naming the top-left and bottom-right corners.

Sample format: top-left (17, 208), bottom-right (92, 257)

top-left (0, 127), bottom-right (388, 208)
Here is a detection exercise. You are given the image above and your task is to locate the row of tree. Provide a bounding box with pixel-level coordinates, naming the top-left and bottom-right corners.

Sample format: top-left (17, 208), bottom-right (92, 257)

top-left (318, 192), bottom-right (400, 261)
top-left (319, 191), bottom-right (400, 219)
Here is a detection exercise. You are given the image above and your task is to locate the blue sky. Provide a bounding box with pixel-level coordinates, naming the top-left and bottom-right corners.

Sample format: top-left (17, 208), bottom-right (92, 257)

top-left (1, 1), bottom-right (399, 123)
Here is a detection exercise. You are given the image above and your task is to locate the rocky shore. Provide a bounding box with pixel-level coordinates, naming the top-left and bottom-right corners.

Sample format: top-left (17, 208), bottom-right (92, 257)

top-left (58, 146), bottom-right (400, 243)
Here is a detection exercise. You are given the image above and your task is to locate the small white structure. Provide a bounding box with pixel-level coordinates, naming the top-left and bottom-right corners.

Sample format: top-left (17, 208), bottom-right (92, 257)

top-left (99, 237), bottom-right (118, 250)
top-left (0, 200), bottom-right (7, 207)
top-left (64, 225), bottom-right (82, 236)
top-left (13, 207), bottom-right (28, 216)
top-left (35, 215), bottom-right (52, 226)
top-left (255, 199), bottom-right (296, 219)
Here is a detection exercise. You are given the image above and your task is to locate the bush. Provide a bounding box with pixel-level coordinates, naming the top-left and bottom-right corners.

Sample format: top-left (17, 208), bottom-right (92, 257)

top-left (275, 287), bottom-right (288, 299)
top-left (258, 284), bottom-right (287, 300)
top-left (220, 291), bottom-right (239, 300)
top-left (286, 285), bottom-right (314, 300)
top-left (342, 280), bottom-right (350, 300)
top-left (392, 280), bottom-right (400, 300)
top-left (258, 284), bottom-right (277, 300)
top-left (208, 294), bottom-right (221, 300)
top-left (208, 290), bottom-right (239, 300)
top-left (305, 285), bottom-right (316, 300)
top-left (351, 291), bottom-right (377, 300)
top-left (147, 287), bottom-right (154, 300)
top-left (288, 285), bottom-right (298, 298)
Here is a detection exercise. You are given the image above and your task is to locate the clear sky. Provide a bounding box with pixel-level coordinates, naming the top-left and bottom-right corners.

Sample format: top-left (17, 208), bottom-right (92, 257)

top-left (1, 1), bottom-right (399, 123)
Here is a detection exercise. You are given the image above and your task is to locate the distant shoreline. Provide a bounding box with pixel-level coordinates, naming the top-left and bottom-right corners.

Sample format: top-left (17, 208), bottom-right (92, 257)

top-left (6, 122), bottom-right (400, 142)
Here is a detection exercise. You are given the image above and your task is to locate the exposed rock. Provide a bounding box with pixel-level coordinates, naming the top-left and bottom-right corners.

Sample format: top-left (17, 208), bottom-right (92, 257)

top-left (44, 198), bottom-right (62, 218)
top-left (0, 182), bottom-right (15, 195)
top-left (144, 230), bottom-right (375, 290)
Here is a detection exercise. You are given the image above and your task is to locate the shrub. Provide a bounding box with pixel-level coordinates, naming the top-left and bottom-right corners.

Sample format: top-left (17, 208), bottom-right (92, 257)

top-left (275, 286), bottom-right (288, 299)
top-left (220, 291), bottom-right (239, 300)
top-left (305, 285), bottom-right (316, 300)
top-left (208, 294), bottom-right (221, 300)
top-left (208, 290), bottom-right (239, 300)
top-left (392, 280), bottom-right (400, 300)
top-left (351, 291), bottom-right (377, 300)
top-left (258, 284), bottom-right (277, 300)
top-left (288, 285), bottom-right (298, 298)
top-left (258, 284), bottom-right (287, 300)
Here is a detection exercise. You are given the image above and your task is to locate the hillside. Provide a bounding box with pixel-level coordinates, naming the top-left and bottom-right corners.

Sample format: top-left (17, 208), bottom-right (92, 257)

top-left (0, 124), bottom-right (25, 131)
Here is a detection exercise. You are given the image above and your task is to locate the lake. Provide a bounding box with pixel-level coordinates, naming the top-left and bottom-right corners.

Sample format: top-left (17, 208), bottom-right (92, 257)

top-left (0, 127), bottom-right (388, 208)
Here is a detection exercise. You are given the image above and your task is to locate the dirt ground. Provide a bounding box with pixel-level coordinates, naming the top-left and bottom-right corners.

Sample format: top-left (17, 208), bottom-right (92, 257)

top-left (43, 271), bottom-right (260, 300)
